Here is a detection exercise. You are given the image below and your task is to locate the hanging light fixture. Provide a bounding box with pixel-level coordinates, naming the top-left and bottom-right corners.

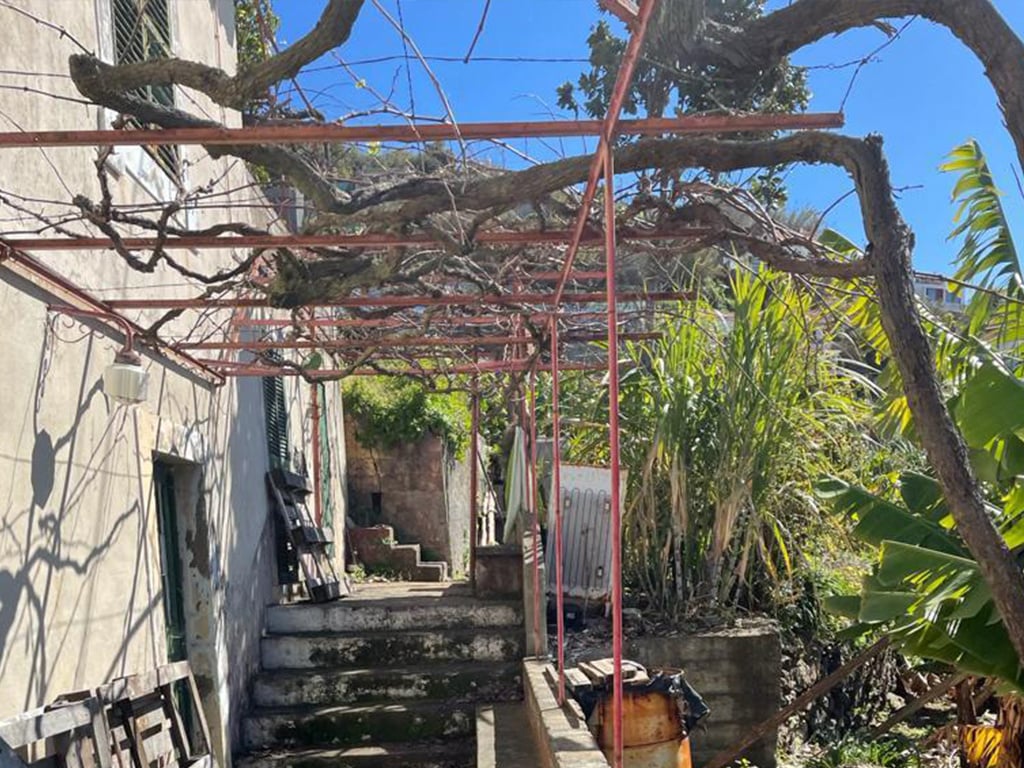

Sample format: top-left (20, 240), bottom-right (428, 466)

top-left (102, 345), bottom-right (149, 405)
top-left (48, 304), bottom-right (150, 405)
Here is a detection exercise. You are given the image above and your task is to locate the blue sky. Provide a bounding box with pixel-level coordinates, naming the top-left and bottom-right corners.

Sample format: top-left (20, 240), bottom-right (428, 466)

top-left (279, 0), bottom-right (1024, 274)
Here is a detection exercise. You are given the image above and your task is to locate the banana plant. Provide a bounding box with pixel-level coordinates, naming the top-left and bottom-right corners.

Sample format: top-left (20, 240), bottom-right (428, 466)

top-left (942, 140), bottom-right (1024, 358)
top-left (820, 362), bottom-right (1024, 691)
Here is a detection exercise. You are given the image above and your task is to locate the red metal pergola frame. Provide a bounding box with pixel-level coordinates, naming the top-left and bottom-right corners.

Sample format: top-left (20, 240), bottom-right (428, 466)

top-left (0, 0), bottom-right (849, 761)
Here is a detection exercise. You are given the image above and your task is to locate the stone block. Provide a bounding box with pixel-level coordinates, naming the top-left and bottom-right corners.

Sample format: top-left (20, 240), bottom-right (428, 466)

top-left (475, 545), bottom-right (524, 598)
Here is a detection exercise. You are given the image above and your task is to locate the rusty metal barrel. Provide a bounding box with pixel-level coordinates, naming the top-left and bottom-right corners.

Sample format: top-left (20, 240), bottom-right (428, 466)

top-left (571, 660), bottom-right (708, 768)
top-left (594, 686), bottom-right (693, 767)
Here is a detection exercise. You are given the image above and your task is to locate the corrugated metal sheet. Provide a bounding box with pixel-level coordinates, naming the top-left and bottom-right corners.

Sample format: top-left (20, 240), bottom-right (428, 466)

top-left (546, 485), bottom-right (613, 602)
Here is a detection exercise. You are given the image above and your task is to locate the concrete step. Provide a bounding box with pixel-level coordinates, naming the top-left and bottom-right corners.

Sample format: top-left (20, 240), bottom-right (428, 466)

top-left (266, 592), bottom-right (521, 634)
top-left (242, 701), bottom-right (476, 750)
top-left (253, 662), bottom-right (523, 707)
top-left (350, 526), bottom-right (450, 582)
top-left (262, 627), bottom-right (525, 669)
top-left (477, 703), bottom-right (543, 768)
top-left (413, 561), bottom-right (448, 582)
top-left (236, 741), bottom-right (474, 768)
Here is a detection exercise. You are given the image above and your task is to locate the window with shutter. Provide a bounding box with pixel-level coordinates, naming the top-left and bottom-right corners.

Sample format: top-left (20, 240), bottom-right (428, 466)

top-left (111, 0), bottom-right (180, 179)
top-left (262, 373), bottom-right (289, 471)
top-left (262, 369), bottom-right (299, 584)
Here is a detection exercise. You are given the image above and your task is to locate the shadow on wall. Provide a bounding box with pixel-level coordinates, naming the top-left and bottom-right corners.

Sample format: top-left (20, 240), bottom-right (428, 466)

top-left (0, 327), bottom-right (158, 713)
top-left (212, 373), bottom-right (278, 748)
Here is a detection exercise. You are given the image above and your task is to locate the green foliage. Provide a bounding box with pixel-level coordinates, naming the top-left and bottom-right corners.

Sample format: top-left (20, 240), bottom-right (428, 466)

top-left (342, 377), bottom-right (471, 459)
top-left (942, 140), bottom-right (1024, 354)
top-left (558, 3), bottom-right (807, 210)
top-left (558, 268), bottom-right (884, 616)
top-left (557, 4), bottom-right (808, 120)
top-left (804, 736), bottom-right (919, 768)
top-left (235, 0), bottom-right (278, 72)
top-left (818, 140), bottom-right (1024, 692)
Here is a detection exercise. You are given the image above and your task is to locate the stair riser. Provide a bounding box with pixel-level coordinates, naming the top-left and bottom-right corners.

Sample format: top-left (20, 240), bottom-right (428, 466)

top-left (266, 603), bottom-right (522, 633)
top-left (262, 631), bottom-right (524, 669)
top-left (253, 667), bottom-right (522, 707)
top-left (237, 752), bottom-right (471, 768)
top-left (242, 704), bottom-right (475, 750)
top-left (363, 563), bottom-right (448, 582)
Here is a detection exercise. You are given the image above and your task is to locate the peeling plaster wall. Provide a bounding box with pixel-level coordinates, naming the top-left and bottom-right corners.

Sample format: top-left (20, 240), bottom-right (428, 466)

top-left (0, 2), bottom-right (348, 765)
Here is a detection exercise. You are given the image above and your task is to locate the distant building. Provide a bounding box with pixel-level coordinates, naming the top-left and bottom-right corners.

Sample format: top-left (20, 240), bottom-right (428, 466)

top-left (913, 271), bottom-right (966, 312)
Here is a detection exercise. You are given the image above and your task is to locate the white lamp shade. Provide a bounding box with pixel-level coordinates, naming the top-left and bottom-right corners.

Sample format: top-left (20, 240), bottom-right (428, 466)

top-left (103, 360), bottom-right (149, 405)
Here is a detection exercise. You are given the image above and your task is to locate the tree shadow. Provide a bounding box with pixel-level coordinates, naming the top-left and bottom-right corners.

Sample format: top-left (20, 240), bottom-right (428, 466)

top-left (0, 327), bottom-right (159, 711)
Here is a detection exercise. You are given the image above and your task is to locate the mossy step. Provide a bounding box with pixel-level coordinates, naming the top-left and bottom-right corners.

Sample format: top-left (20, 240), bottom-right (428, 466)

top-left (242, 701), bottom-right (476, 750)
top-left (253, 661), bottom-right (522, 707)
top-left (236, 741), bottom-right (473, 768)
top-left (266, 594), bottom-right (522, 634)
top-left (261, 627), bottom-right (525, 669)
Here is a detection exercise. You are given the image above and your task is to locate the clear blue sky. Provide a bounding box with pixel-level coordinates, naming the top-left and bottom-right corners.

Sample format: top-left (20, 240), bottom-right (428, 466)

top-left (279, 0), bottom-right (1024, 274)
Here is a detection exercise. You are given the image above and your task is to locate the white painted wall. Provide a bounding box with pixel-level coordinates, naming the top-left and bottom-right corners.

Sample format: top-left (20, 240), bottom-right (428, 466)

top-left (0, 2), bottom-right (348, 763)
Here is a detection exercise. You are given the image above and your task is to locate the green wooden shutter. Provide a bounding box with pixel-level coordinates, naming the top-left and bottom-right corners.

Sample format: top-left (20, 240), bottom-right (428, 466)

top-left (317, 382), bottom-right (334, 533)
top-left (111, 0), bottom-right (179, 178)
top-left (262, 374), bottom-right (289, 471)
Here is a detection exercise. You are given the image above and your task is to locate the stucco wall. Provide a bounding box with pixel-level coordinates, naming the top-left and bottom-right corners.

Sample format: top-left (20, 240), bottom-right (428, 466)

top-left (0, 2), bottom-right (348, 764)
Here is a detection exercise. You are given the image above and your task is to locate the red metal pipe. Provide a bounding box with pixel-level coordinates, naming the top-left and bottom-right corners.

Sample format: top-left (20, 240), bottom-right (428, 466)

top-left (233, 309), bottom-right (644, 330)
top-left (47, 304), bottom-right (137, 356)
top-left (550, 0), bottom-right (661, 312)
top-left (310, 382), bottom-right (323, 527)
top-left (206, 359), bottom-right (607, 377)
top-left (528, 364), bottom-right (542, 659)
top-left (175, 331), bottom-right (659, 352)
top-left (0, 113), bottom-right (843, 148)
top-left (470, 382), bottom-right (480, 584)
top-left (549, 313), bottom-right (566, 705)
top-left (106, 290), bottom-right (691, 311)
top-left (1, 225), bottom-right (713, 253)
top-left (0, 244), bottom-right (223, 386)
top-left (599, 0), bottom-right (639, 26)
top-left (604, 145), bottom-right (625, 768)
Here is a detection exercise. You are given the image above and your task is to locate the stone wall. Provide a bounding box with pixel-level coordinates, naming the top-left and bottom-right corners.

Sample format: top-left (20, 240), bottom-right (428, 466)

top-left (626, 623), bottom-right (781, 768)
top-left (344, 421), bottom-right (471, 576)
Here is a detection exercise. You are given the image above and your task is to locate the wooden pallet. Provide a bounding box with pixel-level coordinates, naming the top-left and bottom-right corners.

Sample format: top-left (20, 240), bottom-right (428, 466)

top-left (266, 469), bottom-right (342, 602)
top-left (0, 662), bottom-right (213, 768)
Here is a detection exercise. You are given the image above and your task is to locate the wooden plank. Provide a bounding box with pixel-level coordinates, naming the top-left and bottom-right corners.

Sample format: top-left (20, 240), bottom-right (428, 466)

top-left (184, 672), bottom-right (213, 758)
top-left (565, 668), bottom-right (592, 694)
top-left (87, 704), bottom-right (113, 768)
top-left (870, 672), bottom-right (968, 738)
top-left (98, 664), bottom-right (191, 704)
top-left (157, 684), bottom-right (189, 763)
top-left (0, 705), bottom-right (95, 747)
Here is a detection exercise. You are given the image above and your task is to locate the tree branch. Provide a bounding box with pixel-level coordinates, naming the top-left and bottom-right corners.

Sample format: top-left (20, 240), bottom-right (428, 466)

top-left (692, 0), bottom-right (1024, 172)
top-left (68, 0), bottom-right (364, 111)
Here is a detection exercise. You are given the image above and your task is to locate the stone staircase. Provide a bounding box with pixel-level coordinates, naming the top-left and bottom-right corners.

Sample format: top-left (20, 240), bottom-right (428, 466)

top-left (349, 524), bottom-right (449, 582)
top-left (238, 583), bottom-right (525, 768)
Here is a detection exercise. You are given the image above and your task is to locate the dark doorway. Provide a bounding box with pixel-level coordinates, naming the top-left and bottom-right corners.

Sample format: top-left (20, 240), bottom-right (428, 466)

top-left (152, 459), bottom-right (194, 735)
top-left (153, 460), bottom-right (188, 663)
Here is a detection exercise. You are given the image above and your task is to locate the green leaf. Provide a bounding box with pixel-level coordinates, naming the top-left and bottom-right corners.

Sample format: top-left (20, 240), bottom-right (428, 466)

top-left (823, 594), bottom-right (862, 619)
top-left (858, 590), bottom-right (919, 623)
top-left (302, 351), bottom-right (323, 370)
top-left (816, 477), bottom-right (964, 554)
top-left (955, 363), bottom-right (1024, 446)
top-left (875, 541), bottom-right (978, 588)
